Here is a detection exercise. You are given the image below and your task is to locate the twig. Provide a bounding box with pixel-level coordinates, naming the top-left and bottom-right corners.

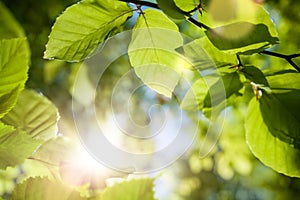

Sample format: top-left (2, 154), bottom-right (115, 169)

top-left (119, 0), bottom-right (211, 30)
top-left (119, 0), bottom-right (159, 9)
top-left (260, 50), bottom-right (300, 72)
top-left (187, 17), bottom-right (211, 30)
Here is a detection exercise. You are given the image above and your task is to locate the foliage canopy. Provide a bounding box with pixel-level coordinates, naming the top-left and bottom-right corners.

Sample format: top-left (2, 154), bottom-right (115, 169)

top-left (1, 0), bottom-right (300, 199)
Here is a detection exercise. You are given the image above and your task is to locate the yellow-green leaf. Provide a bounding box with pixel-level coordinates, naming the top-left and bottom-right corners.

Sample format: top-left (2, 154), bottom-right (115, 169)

top-left (1, 90), bottom-right (59, 141)
top-left (44, 0), bottom-right (132, 61)
top-left (0, 123), bottom-right (41, 169)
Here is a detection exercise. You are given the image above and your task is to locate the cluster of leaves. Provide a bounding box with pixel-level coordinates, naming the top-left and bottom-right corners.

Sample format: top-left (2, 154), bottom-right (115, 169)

top-left (0, 1), bottom-right (58, 180)
top-left (1, 0), bottom-right (300, 199)
top-left (43, 0), bottom-right (300, 178)
top-left (0, 2), bottom-right (156, 199)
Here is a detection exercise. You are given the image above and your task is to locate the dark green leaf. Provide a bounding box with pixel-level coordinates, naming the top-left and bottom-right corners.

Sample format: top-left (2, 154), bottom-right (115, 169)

top-left (181, 72), bottom-right (243, 110)
top-left (205, 22), bottom-right (279, 55)
top-left (0, 123), bottom-right (42, 169)
top-left (44, 0), bottom-right (132, 61)
top-left (180, 75), bottom-right (219, 110)
top-left (1, 90), bottom-right (59, 141)
top-left (241, 65), bottom-right (269, 86)
top-left (246, 98), bottom-right (300, 177)
top-left (260, 92), bottom-right (300, 148)
top-left (204, 72), bottom-right (243, 107)
top-left (11, 177), bottom-right (83, 200)
top-left (174, 0), bottom-right (196, 12)
top-left (157, 0), bottom-right (186, 19)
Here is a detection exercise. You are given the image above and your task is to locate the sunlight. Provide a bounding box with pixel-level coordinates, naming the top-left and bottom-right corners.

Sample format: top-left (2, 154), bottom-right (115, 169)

top-left (59, 143), bottom-right (119, 188)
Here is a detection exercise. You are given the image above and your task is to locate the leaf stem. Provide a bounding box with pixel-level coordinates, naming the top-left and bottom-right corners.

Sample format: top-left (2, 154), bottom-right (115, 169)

top-left (236, 54), bottom-right (242, 67)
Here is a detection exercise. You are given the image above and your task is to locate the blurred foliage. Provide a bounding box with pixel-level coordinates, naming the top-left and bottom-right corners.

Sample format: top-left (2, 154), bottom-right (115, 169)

top-left (1, 0), bottom-right (300, 199)
top-left (2, 0), bottom-right (77, 90)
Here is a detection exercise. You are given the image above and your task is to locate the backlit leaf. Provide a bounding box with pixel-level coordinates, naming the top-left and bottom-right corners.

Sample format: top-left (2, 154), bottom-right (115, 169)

top-left (246, 97), bottom-right (300, 177)
top-left (174, 0), bottom-right (196, 12)
top-left (180, 76), bottom-right (219, 110)
top-left (0, 87), bottom-right (20, 119)
top-left (181, 72), bottom-right (243, 110)
top-left (44, 0), bottom-right (132, 61)
top-left (129, 9), bottom-right (190, 98)
top-left (177, 37), bottom-right (236, 70)
top-left (266, 72), bottom-right (300, 92)
top-left (11, 177), bottom-right (83, 200)
top-left (0, 123), bottom-right (41, 169)
top-left (18, 137), bottom-right (73, 181)
top-left (91, 178), bottom-right (156, 200)
top-left (1, 90), bottom-right (59, 141)
top-left (0, 38), bottom-right (29, 118)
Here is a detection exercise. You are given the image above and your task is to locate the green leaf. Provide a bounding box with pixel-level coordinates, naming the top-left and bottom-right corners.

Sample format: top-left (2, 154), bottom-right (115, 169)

top-left (91, 178), bottom-right (156, 200)
top-left (0, 87), bottom-right (20, 119)
top-left (129, 9), bottom-right (190, 98)
top-left (205, 22), bottom-right (279, 55)
top-left (181, 76), bottom-right (218, 110)
top-left (174, 0), bottom-right (196, 12)
top-left (241, 65), bottom-right (269, 86)
top-left (260, 92), bottom-right (300, 148)
top-left (18, 137), bottom-right (73, 181)
top-left (204, 72), bottom-right (243, 107)
top-left (157, 0), bottom-right (186, 19)
top-left (0, 38), bottom-right (29, 118)
top-left (32, 137), bottom-right (71, 166)
top-left (207, 0), bottom-right (277, 32)
top-left (266, 72), bottom-right (300, 92)
top-left (29, 137), bottom-right (129, 188)
top-left (11, 177), bottom-right (83, 200)
top-left (0, 123), bottom-right (42, 169)
top-left (19, 159), bottom-right (57, 181)
top-left (44, 0), bottom-right (132, 61)
top-left (206, 0), bottom-right (279, 54)
top-left (181, 72), bottom-right (243, 110)
top-left (1, 90), bottom-right (59, 141)
top-left (176, 37), bottom-right (236, 70)
top-left (0, 2), bottom-right (26, 39)
top-left (245, 97), bottom-right (300, 177)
